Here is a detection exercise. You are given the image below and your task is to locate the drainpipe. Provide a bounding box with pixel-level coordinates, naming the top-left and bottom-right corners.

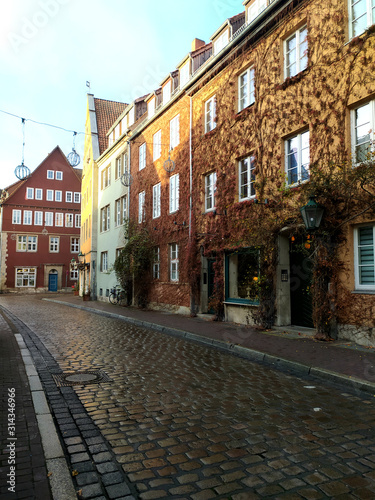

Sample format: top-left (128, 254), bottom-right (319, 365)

top-left (189, 96), bottom-right (195, 315)
top-left (127, 139), bottom-right (134, 306)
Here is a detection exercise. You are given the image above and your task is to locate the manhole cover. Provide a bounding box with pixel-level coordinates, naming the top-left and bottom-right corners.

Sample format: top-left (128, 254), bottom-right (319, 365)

top-left (52, 370), bottom-right (112, 387)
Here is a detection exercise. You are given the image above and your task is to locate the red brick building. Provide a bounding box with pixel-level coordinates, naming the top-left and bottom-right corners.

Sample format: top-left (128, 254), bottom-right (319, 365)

top-left (0, 146), bottom-right (82, 292)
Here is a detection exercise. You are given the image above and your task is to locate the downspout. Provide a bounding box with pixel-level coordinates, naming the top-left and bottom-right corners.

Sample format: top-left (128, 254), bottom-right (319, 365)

top-left (189, 96), bottom-right (195, 315)
top-left (127, 139), bottom-right (134, 307)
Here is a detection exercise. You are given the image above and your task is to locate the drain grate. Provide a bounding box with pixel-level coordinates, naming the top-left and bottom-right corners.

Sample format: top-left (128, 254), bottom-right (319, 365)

top-left (52, 370), bottom-right (112, 387)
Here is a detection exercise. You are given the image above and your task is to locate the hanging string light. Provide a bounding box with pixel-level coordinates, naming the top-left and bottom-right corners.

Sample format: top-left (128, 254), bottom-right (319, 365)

top-left (14, 118), bottom-right (31, 180)
top-left (67, 131), bottom-right (80, 166)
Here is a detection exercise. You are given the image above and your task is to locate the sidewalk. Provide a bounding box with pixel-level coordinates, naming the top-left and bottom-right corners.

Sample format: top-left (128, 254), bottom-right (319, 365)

top-left (45, 294), bottom-right (375, 395)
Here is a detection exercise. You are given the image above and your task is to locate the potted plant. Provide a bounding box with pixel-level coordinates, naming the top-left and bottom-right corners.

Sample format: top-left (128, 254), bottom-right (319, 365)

top-left (72, 283), bottom-right (79, 296)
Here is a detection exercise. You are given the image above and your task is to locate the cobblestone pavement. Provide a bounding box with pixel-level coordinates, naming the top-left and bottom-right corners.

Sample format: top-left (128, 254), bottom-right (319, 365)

top-left (1, 296), bottom-right (375, 500)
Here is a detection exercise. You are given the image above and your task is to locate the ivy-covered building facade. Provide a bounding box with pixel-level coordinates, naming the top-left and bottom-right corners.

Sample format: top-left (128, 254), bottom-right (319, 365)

top-left (89, 0), bottom-right (375, 346)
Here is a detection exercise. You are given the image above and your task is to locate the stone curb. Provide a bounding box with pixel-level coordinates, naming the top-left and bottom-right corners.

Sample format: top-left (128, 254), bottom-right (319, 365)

top-left (43, 299), bottom-right (375, 396)
top-left (15, 333), bottom-right (77, 500)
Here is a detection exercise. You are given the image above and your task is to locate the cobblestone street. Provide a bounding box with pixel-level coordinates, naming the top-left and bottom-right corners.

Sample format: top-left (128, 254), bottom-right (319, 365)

top-left (1, 295), bottom-right (375, 499)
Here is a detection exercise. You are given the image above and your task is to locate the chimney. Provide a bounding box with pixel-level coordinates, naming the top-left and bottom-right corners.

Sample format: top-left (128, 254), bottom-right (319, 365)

top-left (191, 38), bottom-right (206, 51)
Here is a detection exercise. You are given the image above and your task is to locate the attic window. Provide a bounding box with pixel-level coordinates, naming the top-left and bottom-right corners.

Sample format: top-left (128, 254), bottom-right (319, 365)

top-left (163, 81), bottom-right (171, 104)
top-left (247, 0), bottom-right (267, 23)
top-left (148, 97), bottom-right (155, 118)
top-left (128, 108), bottom-right (135, 127)
top-left (214, 30), bottom-right (229, 55)
top-left (180, 61), bottom-right (190, 87)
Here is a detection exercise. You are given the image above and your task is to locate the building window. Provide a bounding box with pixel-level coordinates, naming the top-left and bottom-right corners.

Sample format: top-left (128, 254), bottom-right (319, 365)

top-left (247, 0), bottom-right (267, 22)
top-left (350, 0), bottom-right (375, 37)
top-left (205, 96), bottom-right (216, 133)
top-left (238, 67), bottom-right (255, 111)
top-left (153, 130), bottom-right (162, 161)
top-left (285, 130), bottom-right (310, 185)
top-left (153, 247), bottom-right (160, 279)
top-left (138, 191), bottom-right (145, 223)
top-left (139, 143), bottom-right (146, 170)
top-left (225, 249), bottom-right (260, 304)
top-left (56, 171), bottom-right (63, 180)
top-left (170, 243), bottom-right (179, 281)
top-left (354, 225), bottom-right (375, 290)
top-left (153, 183), bottom-right (161, 219)
top-left (205, 172), bottom-right (217, 212)
top-left (101, 165), bottom-right (111, 189)
top-left (170, 115), bottom-right (180, 149)
top-left (49, 236), bottom-right (60, 253)
top-left (71, 269), bottom-right (78, 280)
top-left (55, 190), bottom-right (62, 202)
top-left (285, 26), bottom-right (308, 79)
top-left (239, 156), bottom-right (256, 200)
top-left (148, 97), bottom-right (155, 117)
top-left (35, 188), bottom-right (43, 200)
top-left (12, 210), bottom-right (21, 224)
top-left (115, 196), bottom-right (127, 226)
top-left (115, 155), bottom-right (122, 180)
top-left (47, 170), bottom-right (54, 179)
top-left (180, 60), bottom-right (190, 87)
top-left (16, 267), bottom-right (36, 287)
top-left (214, 30), bottom-right (229, 55)
top-left (65, 214), bottom-right (74, 227)
top-left (101, 251), bottom-right (108, 272)
top-left (169, 174), bottom-right (179, 213)
top-left (17, 235), bottom-right (37, 252)
top-left (74, 192), bottom-right (81, 204)
top-left (55, 213), bottom-right (64, 227)
top-left (163, 81), bottom-right (171, 104)
top-left (75, 214), bottom-right (81, 228)
top-left (71, 237), bottom-right (80, 253)
top-left (47, 190), bottom-right (54, 201)
top-left (34, 211), bottom-right (43, 226)
top-left (100, 205), bottom-right (110, 232)
top-left (352, 100), bottom-right (375, 163)
top-left (23, 210), bottom-right (32, 225)
top-left (45, 212), bottom-right (53, 226)
top-left (66, 191), bottom-right (73, 202)
top-left (26, 187), bottom-right (34, 199)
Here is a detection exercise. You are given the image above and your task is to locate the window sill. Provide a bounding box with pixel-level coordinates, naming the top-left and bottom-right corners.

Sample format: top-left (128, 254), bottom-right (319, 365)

top-left (352, 289), bottom-right (375, 295)
top-left (224, 300), bottom-right (259, 306)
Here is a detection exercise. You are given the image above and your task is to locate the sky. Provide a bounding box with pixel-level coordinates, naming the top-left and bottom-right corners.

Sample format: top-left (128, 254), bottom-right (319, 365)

top-left (0, 0), bottom-right (243, 190)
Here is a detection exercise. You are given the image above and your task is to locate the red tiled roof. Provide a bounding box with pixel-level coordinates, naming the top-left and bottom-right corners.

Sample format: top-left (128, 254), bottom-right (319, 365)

top-left (94, 98), bottom-right (127, 155)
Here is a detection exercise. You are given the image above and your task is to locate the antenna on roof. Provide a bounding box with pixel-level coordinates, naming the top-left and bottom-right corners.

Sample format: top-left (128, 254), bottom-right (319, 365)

top-left (86, 81), bottom-right (91, 91)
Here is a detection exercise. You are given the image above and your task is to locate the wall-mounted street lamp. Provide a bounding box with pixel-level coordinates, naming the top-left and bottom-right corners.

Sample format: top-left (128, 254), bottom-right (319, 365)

top-left (300, 197), bottom-right (324, 231)
top-left (163, 149), bottom-right (175, 174)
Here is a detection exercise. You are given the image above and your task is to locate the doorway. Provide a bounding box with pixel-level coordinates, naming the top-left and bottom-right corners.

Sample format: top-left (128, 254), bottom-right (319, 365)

top-left (289, 239), bottom-right (314, 328)
top-left (48, 270), bottom-right (58, 292)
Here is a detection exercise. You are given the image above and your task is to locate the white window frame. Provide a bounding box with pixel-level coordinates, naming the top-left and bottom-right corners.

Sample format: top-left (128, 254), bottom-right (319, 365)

top-left (163, 81), bottom-right (171, 104)
top-left (153, 247), bottom-right (160, 280)
top-left (239, 156), bottom-right (256, 201)
top-left (354, 225), bottom-right (375, 290)
top-left (169, 174), bottom-right (179, 213)
top-left (12, 210), bottom-right (21, 224)
top-left (17, 236), bottom-right (37, 252)
top-left (66, 191), bottom-right (73, 203)
top-left (205, 172), bottom-right (217, 212)
top-left (238, 67), bottom-right (255, 111)
top-left (214, 30), bottom-right (229, 55)
top-left (247, 0), bottom-right (267, 23)
top-left (45, 212), bottom-right (53, 226)
top-left (180, 60), bottom-right (190, 87)
top-left (349, 0), bottom-right (375, 38)
top-left (115, 155), bottom-right (122, 180)
top-left (351, 100), bottom-right (375, 164)
top-left (47, 190), bottom-right (54, 201)
top-left (55, 171), bottom-right (63, 181)
top-left (71, 237), bottom-right (80, 253)
top-left (148, 97), bottom-right (155, 117)
top-left (17, 236), bottom-right (27, 252)
top-left (23, 210), bottom-right (32, 225)
top-left (16, 268), bottom-right (36, 287)
top-left (139, 143), bottom-right (146, 170)
top-left (74, 192), bottom-right (81, 204)
top-left (170, 115), bottom-right (180, 149)
top-left (75, 214), bottom-right (81, 228)
top-left (138, 191), bottom-right (145, 223)
top-left (284, 25), bottom-right (308, 79)
top-left (205, 96), bottom-right (216, 133)
top-left (34, 211), bottom-right (43, 226)
top-left (65, 214), bottom-right (74, 227)
top-left (100, 205), bottom-right (110, 232)
top-left (55, 213), bottom-right (64, 227)
top-left (170, 243), bottom-right (179, 282)
top-left (153, 130), bottom-right (162, 161)
top-left (153, 183), bottom-right (161, 219)
top-left (49, 236), bottom-right (60, 253)
top-left (47, 170), bottom-right (54, 179)
top-left (26, 187), bottom-right (34, 199)
top-left (35, 188), bottom-right (43, 200)
top-left (101, 251), bottom-right (108, 272)
top-left (55, 190), bottom-right (62, 202)
top-left (285, 130), bottom-right (310, 186)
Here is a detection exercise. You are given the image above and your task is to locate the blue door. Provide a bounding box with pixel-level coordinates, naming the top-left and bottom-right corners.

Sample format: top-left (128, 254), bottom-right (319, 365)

top-left (48, 273), bottom-right (58, 292)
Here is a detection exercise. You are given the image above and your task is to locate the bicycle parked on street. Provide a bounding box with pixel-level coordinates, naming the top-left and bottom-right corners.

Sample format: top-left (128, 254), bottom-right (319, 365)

top-left (109, 285), bottom-right (127, 306)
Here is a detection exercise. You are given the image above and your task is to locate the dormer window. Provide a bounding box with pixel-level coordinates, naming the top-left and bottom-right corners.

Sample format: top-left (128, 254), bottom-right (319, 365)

top-left (128, 107), bottom-right (135, 127)
top-left (148, 97), bottom-right (155, 118)
top-left (163, 81), bottom-right (171, 104)
top-left (214, 30), bottom-right (229, 55)
top-left (247, 0), bottom-right (267, 23)
top-left (179, 60), bottom-right (190, 87)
